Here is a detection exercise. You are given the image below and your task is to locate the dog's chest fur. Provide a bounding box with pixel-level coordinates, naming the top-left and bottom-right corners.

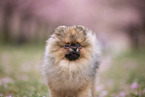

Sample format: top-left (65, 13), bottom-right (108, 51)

top-left (46, 59), bottom-right (92, 90)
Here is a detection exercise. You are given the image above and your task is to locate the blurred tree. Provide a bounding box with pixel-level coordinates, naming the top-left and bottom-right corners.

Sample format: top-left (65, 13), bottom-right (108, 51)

top-left (0, 0), bottom-right (145, 49)
top-left (2, 0), bottom-right (15, 43)
top-left (0, 0), bottom-right (49, 44)
top-left (126, 0), bottom-right (145, 49)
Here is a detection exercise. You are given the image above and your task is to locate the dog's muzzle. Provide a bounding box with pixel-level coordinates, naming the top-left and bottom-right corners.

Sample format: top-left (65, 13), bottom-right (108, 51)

top-left (65, 51), bottom-right (80, 61)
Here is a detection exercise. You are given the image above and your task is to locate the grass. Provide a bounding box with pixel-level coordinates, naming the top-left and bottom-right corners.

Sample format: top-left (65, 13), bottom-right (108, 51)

top-left (98, 49), bottom-right (145, 97)
top-left (0, 44), bottom-right (145, 97)
top-left (0, 44), bottom-right (48, 97)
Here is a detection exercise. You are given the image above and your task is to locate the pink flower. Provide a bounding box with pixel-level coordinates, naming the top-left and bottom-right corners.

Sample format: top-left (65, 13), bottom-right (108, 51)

top-left (143, 88), bottom-right (145, 93)
top-left (131, 82), bottom-right (138, 89)
top-left (6, 96), bottom-right (12, 97)
top-left (0, 77), bottom-right (13, 86)
top-left (0, 94), bottom-right (3, 97)
top-left (119, 92), bottom-right (126, 97)
top-left (100, 90), bottom-right (108, 97)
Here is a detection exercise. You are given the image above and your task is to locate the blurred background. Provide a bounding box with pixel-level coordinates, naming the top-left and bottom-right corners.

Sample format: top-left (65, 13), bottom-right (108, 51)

top-left (0, 0), bottom-right (145, 97)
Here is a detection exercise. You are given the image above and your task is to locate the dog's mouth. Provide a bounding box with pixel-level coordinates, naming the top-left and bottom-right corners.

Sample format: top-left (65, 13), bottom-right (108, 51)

top-left (65, 51), bottom-right (80, 61)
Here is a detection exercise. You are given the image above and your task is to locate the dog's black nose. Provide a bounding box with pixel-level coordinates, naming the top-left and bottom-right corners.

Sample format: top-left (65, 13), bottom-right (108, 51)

top-left (71, 47), bottom-right (77, 51)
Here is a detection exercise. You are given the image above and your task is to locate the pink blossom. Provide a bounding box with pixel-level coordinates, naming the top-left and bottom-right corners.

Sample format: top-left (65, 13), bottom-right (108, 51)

top-left (0, 94), bottom-right (3, 97)
top-left (143, 88), bottom-right (145, 93)
top-left (100, 90), bottom-right (108, 97)
top-left (119, 92), bottom-right (126, 97)
top-left (96, 84), bottom-right (104, 91)
top-left (0, 77), bottom-right (13, 86)
top-left (131, 82), bottom-right (138, 89)
top-left (6, 96), bottom-right (12, 97)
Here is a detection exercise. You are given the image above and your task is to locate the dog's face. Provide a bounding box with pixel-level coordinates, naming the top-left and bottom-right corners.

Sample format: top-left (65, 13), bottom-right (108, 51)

top-left (48, 26), bottom-right (93, 62)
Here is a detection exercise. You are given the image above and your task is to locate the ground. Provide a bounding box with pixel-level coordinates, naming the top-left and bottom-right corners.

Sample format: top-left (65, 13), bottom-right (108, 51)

top-left (0, 44), bottom-right (145, 97)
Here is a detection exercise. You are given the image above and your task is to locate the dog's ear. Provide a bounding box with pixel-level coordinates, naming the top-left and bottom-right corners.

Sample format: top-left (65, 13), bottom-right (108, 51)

top-left (54, 26), bottom-right (67, 36)
top-left (76, 25), bottom-right (87, 35)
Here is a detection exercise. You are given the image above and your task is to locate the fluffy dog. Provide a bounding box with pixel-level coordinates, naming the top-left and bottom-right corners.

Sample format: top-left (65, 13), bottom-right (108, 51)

top-left (41, 25), bottom-right (101, 97)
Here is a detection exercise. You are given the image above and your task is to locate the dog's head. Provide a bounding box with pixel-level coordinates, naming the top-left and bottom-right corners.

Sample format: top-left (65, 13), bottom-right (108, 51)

top-left (47, 25), bottom-right (96, 64)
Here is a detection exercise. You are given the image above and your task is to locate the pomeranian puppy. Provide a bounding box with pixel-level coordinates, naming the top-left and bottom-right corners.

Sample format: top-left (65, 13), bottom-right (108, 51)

top-left (41, 25), bottom-right (101, 97)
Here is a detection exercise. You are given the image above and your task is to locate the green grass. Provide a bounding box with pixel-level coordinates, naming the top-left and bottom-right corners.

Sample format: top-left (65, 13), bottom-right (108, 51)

top-left (0, 44), bottom-right (145, 97)
top-left (0, 44), bottom-right (48, 96)
top-left (99, 49), bottom-right (145, 97)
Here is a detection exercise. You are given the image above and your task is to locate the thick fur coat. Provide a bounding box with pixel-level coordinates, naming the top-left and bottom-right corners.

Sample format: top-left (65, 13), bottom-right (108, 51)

top-left (41, 25), bottom-right (101, 97)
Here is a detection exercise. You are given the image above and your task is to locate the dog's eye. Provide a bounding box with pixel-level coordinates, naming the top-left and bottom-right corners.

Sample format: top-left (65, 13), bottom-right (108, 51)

top-left (64, 44), bottom-right (70, 48)
top-left (77, 44), bottom-right (81, 47)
